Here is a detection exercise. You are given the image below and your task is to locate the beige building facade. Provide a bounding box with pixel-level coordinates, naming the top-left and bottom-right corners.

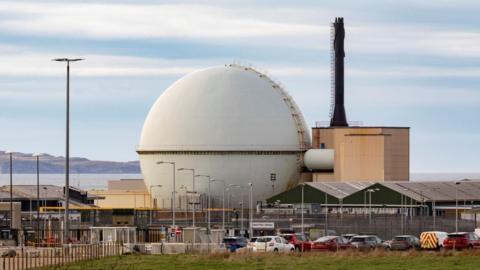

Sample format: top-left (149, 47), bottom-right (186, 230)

top-left (311, 127), bottom-right (409, 182)
top-left (90, 179), bottom-right (153, 209)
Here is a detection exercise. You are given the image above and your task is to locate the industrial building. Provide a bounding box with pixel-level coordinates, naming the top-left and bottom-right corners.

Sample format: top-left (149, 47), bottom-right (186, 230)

top-left (303, 17), bottom-right (409, 182)
top-left (310, 126), bottom-right (409, 182)
top-left (267, 181), bottom-right (480, 218)
top-left (0, 185), bottom-right (101, 211)
top-left (90, 179), bottom-right (152, 209)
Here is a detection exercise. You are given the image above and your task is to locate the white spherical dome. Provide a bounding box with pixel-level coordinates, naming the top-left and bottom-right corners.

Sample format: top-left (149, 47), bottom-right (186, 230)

top-left (137, 64), bottom-right (310, 209)
top-left (139, 65), bottom-right (309, 151)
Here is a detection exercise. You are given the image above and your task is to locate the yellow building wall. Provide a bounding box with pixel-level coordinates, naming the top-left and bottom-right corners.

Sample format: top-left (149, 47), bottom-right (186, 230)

top-left (90, 190), bottom-right (152, 208)
top-left (311, 127), bottom-right (409, 182)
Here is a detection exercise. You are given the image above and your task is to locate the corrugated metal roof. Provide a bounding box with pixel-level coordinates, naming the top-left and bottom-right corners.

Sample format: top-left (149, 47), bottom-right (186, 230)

top-left (307, 182), bottom-right (375, 199)
top-left (303, 181), bottom-right (480, 202)
top-left (0, 185), bottom-right (103, 200)
top-left (384, 181), bottom-right (480, 202)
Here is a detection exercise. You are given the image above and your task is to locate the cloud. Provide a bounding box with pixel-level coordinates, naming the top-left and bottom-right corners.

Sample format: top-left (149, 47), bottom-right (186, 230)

top-left (0, 2), bottom-right (326, 40)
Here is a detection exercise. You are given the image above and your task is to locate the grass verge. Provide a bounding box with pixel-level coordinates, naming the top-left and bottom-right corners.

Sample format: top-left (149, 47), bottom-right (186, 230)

top-left (42, 250), bottom-right (480, 270)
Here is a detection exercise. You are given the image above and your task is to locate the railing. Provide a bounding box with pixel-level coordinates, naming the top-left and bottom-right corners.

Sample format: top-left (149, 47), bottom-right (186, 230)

top-left (0, 243), bottom-right (122, 270)
top-left (315, 121), bottom-right (364, 128)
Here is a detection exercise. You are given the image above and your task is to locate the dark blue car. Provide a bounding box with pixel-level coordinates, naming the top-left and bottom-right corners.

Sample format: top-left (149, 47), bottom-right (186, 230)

top-left (223, 237), bottom-right (248, 252)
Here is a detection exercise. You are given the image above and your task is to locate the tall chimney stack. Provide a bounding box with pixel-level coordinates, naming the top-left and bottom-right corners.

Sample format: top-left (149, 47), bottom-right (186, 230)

top-left (330, 17), bottom-right (348, 127)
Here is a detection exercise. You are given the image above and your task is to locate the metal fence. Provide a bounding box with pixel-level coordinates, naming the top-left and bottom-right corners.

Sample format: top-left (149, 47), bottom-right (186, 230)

top-left (0, 243), bottom-right (122, 270)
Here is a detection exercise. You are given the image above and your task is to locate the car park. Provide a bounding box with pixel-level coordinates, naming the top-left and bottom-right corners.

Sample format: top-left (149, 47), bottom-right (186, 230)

top-left (350, 235), bottom-right (384, 250)
top-left (420, 231), bottom-right (448, 250)
top-left (252, 236), bottom-right (295, 253)
top-left (443, 232), bottom-right (480, 250)
top-left (279, 233), bottom-right (312, 252)
top-left (223, 237), bottom-right (248, 252)
top-left (311, 236), bottom-right (351, 252)
top-left (389, 235), bottom-right (420, 251)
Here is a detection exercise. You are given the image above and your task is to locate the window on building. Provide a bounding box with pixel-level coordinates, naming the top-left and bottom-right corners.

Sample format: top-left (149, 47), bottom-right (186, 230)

top-left (320, 143), bottom-right (326, 149)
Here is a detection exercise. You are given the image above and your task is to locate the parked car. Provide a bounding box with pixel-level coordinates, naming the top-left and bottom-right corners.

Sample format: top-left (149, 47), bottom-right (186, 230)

top-left (350, 235), bottom-right (384, 250)
top-left (420, 231), bottom-right (448, 250)
top-left (223, 237), bottom-right (248, 252)
top-left (341, 234), bottom-right (358, 242)
top-left (312, 236), bottom-right (351, 251)
top-left (389, 235), bottom-right (420, 251)
top-left (443, 232), bottom-right (480, 250)
top-left (252, 236), bottom-right (295, 253)
top-left (246, 237), bottom-right (258, 251)
top-left (279, 233), bottom-right (312, 252)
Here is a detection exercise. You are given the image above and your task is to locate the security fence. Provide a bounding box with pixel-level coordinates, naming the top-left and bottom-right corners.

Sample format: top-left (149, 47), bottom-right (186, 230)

top-left (0, 243), bottom-right (122, 270)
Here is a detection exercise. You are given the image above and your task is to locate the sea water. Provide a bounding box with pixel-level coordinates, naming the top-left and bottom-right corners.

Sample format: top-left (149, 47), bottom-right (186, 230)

top-left (0, 173), bottom-right (478, 190)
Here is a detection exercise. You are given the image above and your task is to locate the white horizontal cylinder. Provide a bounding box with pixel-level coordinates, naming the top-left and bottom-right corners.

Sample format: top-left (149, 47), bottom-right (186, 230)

top-left (304, 149), bottom-right (334, 170)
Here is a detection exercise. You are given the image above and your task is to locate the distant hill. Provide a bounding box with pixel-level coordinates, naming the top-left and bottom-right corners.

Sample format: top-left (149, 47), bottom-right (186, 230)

top-left (0, 151), bottom-right (140, 174)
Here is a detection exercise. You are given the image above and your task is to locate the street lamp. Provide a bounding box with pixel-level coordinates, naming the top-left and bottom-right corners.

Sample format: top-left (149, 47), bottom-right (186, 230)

top-left (32, 153), bottom-right (42, 243)
top-left (301, 183), bottom-right (305, 252)
top-left (149, 185), bottom-right (162, 225)
top-left (427, 187), bottom-right (440, 231)
top-left (157, 161), bottom-right (176, 228)
top-left (5, 150), bottom-right (14, 230)
top-left (178, 168), bottom-right (196, 228)
top-left (53, 57), bottom-right (85, 243)
top-left (248, 182), bottom-right (253, 238)
top-left (455, 179), bottom-right (470, 232)
top-left (229, 184), bottom-right (246, 236)
top-left (366, 188), bottom-right (380, 224)
top-left (195, 175), bottom-right (211, 233)
top-left (211, 179), bottom-right (226, 232)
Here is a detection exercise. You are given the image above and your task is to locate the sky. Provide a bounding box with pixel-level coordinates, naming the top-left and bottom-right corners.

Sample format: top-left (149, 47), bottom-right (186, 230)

top-left (0, 0), bottom-right (479, 173)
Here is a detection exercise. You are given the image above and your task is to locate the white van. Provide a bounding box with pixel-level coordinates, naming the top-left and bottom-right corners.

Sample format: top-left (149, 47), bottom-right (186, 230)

top-left (420, 231), bottom-right (448, 250)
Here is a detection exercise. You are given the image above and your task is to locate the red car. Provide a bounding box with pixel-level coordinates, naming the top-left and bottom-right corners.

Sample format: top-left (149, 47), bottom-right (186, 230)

top-left (312, 236), bottom-right (351, 252)
top-left (279, 233), bottom-right (312, 252)
top-left (443, 232), bottom-right (480, 250)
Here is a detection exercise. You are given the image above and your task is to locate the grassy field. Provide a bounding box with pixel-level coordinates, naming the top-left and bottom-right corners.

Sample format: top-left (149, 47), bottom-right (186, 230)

top-left (44, 250), bottom-right (480, 270)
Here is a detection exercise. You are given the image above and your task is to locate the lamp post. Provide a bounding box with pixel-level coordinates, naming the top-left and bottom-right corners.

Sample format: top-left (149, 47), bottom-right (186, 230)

top-left (32, 153), bottom-right (42, 243)
top-left (149, 185), bottom-right (162, 225)
top-left (301, 183), bottom-right (305, 252)
top-left (248, 182), bottom-right (253, 238)
top-left (5, 150), bottom-right (14, 230)
top-left (195, 175), bottom-right (211, 233)
top-left (178, 168), bottom-right (196, 228)
top-left (324, 191), bottom-right (328, 235)
top-left (455, 179), bottom-right (471, 232)
top-left (366, 188), bottom-right (379, 224)
top-left (211, 179), bottom-right (226, 232)
top-left (230, 184), bottom-right (246, 236)
top-left (157, 161), bottom-right (176, 228)
top-left (53, 57), bottom-right (84, 243)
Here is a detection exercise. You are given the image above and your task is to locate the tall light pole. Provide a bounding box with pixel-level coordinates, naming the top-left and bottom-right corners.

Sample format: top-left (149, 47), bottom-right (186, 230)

top-left (5, 150), bottom-right (14, 231)
top-left (149, 185), bottom-right (162, 225)
top-left (324, 191), bottom-right (328, 235)
top-left (366, 188), bottom-right (379, 224)
top-left (157, 161), bottom-right (176, 228)
top-left (230, 184), bottom-right (246, 236)
top-left (32, 153), bottom-right (42, 243)
top-left (53, 57), bottom-right (84, 243)
top-left (301, 183), bottom-right (305, 251)
top-left (454, 179), bottom-right (470, 233)
top-left (195, 175), bottom-right (211, 233)
top-left (211, 179), bottom-right (226, 232)
top-left (178, 168), bottom-right (196, 228)
top-left (248, 182), bottom-right (253, 238)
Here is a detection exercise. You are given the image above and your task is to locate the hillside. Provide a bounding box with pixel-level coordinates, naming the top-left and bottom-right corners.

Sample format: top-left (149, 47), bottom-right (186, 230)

top-left (0, 151), bottom-right (140, 174)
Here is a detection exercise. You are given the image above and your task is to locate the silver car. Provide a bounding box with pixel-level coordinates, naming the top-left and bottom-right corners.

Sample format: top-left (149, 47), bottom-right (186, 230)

top-left (350, 235), bottom-right (384, 250)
